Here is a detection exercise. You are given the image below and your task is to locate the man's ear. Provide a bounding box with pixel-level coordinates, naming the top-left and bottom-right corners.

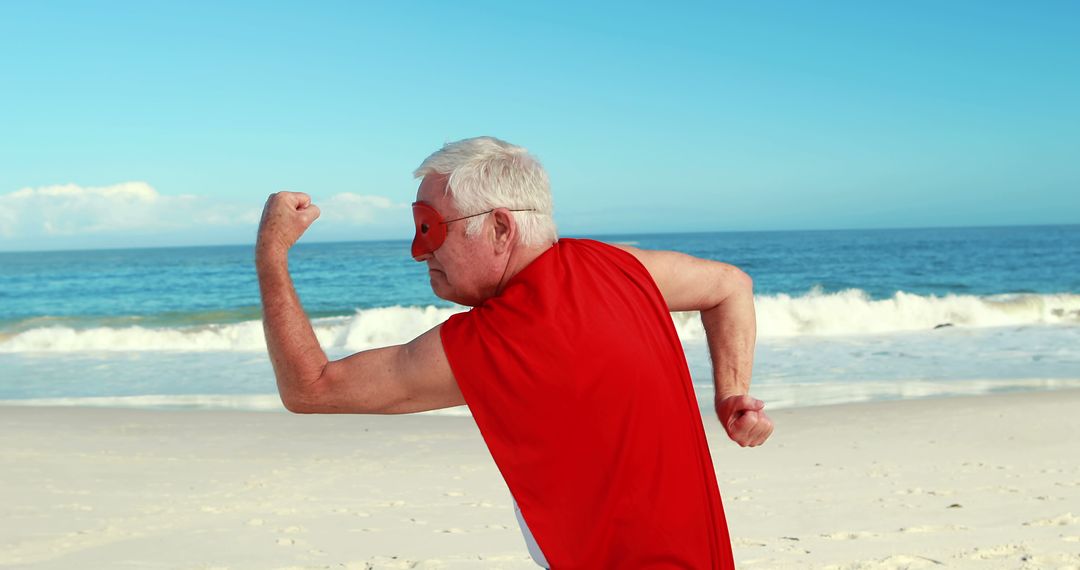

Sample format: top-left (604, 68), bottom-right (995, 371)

top-left (490, 207), bottom-right (517, 254)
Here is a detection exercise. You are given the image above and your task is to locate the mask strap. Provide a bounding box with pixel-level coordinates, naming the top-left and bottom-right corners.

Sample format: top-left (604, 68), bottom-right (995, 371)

top-left (443, 208), bottom-right (536, 226)
top-left (495, 244), bottom-right (514, 297)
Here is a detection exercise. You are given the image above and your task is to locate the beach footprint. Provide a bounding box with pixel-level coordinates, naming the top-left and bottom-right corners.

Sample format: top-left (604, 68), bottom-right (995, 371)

top-left (435, 527), bottom-right (466, 534)
top-left (956, 543), bottom-right (1028, 561)
top-left (823, 554), bottom-right (944, 569)
top-left (899, 524), bottom-right (969, 534)
top-left (820, 531), bottom-right (880, 540)
top-left (361, 555), bottom-right (440, 569)
top-left (1023, 512), bottom-right (1078, 527)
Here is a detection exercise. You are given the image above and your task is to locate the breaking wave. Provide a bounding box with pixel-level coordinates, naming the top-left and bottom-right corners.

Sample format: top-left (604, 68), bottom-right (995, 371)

top-left (0, 306), bottom-right (463, 353)
top-left (674, 288), bottom-right (1080, 339)
top-left (1, 290), bottom-right (1078, 352)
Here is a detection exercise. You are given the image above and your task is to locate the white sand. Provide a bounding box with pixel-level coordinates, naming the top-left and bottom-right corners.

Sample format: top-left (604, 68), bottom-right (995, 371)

top-left (1, 389), bottom-right (1078, 569)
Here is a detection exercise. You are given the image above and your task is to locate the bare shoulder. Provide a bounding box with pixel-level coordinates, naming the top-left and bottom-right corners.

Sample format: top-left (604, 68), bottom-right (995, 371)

top-left (610, 242), bottom-right (675, 267)
top-left (606, 242), bottom-right (752, 311)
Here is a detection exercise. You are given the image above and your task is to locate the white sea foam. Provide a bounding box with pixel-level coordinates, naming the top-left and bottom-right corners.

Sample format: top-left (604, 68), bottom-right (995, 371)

top-left (0, 305), bottom-right (464, 353)
top-left (689, 378), bottom-right (1080, 411)
top-left (0, 320), bottom-right (269, 352)
top-left (0, 394), bottom-right (289, 411)
top-left (676, 289), bottom-right (1080, 339)
top-left (0, 393), bottom-right (473, 415)
top-left (1, 291), bottom-right (1078, 353)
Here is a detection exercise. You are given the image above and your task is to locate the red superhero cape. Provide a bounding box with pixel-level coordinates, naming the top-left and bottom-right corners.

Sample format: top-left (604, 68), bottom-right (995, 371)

top-left (440, 238), bottom-right (734, 569)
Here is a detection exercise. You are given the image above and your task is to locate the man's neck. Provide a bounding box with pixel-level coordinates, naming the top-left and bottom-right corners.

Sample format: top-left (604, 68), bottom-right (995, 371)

top-left (496, 240), bottom-right (557, 293)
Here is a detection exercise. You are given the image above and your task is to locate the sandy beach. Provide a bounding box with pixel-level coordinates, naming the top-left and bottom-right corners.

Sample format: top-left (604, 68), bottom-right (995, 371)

top-left (2, 389), bottom-right (1078, 569)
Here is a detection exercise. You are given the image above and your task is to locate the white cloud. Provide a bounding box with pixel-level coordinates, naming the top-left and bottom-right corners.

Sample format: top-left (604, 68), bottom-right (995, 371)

top-left (0, 182), bottom-right (246, 237)
top-left (0, 183), bottom-right (404, 247)
top-left (319, 193), bottom-right (404, 224)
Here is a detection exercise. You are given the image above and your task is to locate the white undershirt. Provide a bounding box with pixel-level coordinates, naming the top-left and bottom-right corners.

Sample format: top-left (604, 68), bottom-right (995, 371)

top-left (513, 498), bottom-right (549, 568)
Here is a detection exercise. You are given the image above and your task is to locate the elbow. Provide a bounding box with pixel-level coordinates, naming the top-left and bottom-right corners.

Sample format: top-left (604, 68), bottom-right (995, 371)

top-left (278, 377), bottom-right (327, 414)
top-left (722, 264), bottom-right (754, 298)
top-left (736, 267), bottom-right (754, 294)
top-left (280, 393), bottom-right (319, 414)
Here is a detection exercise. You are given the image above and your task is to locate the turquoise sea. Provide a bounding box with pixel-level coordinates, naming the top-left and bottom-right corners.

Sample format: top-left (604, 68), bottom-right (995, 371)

top-left (1, 225), bottom-right (1078, 412)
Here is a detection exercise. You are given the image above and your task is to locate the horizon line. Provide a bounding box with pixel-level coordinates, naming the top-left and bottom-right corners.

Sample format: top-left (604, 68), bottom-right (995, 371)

top-left (1, 222), bottom-right (1077, 255)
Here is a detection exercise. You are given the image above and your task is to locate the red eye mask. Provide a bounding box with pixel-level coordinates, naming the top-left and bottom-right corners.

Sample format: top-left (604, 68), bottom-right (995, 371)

top-left (411, 202), bottom-right (448, 260)
top-left (410, 201), bottom-right (537, 260)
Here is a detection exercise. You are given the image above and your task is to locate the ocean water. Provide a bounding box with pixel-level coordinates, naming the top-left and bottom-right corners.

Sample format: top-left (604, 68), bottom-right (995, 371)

top-left (1, 225), bottom-right (1078, 413)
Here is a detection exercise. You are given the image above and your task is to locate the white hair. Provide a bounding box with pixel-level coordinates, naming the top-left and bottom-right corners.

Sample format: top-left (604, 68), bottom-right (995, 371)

top-left (413, 136), bottom-right (557, 247)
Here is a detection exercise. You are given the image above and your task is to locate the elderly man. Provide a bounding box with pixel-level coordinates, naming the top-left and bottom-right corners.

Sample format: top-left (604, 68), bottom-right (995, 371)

top-left (256, 136), bottom-right (772, 568)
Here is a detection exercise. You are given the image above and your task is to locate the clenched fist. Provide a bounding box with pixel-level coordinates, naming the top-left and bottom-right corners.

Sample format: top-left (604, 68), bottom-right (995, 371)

top-left (257, 192), bottom-right (321, 256)
top-left (716, 394), bottom-right (774, 447)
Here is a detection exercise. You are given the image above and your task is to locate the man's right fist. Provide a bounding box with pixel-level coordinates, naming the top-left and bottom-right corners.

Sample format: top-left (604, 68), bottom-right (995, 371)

top-left (716, 394), bottom-right (773, 448)
top-left (256, 191), bottom-right (321, 255)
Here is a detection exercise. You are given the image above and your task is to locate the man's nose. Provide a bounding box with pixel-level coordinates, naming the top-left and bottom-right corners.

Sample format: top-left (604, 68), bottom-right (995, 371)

top-left (413, 251), bottom-right (432, 263)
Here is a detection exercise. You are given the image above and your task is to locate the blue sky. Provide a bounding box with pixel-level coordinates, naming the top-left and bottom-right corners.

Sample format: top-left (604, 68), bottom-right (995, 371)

top-left (0, 0), bottom-right (1077, 251)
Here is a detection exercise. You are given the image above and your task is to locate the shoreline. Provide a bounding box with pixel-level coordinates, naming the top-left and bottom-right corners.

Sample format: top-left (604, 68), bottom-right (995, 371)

top-left (2, 378), bottom-right (1080, 415)
top-left (2, 389), bottom-right (1078, 568)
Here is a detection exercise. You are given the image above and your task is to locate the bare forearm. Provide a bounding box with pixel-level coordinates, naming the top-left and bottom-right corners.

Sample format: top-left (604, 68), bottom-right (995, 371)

top-left (257, 246), bottom-right (329, 401)
top-left (701, 279), bottom-right (756, 400)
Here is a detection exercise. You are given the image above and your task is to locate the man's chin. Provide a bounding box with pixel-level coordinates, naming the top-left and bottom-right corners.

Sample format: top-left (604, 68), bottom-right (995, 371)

top-left (428, 279), bottom-right (455, 302)
top-left (429, 282), bottom-right (481, 307)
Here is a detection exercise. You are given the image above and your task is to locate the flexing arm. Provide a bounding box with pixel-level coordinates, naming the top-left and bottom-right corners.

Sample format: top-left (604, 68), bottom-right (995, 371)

top-left (614, 244), bottom-right (773, 447)
top-left (256, 191), bottom-right (464, 414)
